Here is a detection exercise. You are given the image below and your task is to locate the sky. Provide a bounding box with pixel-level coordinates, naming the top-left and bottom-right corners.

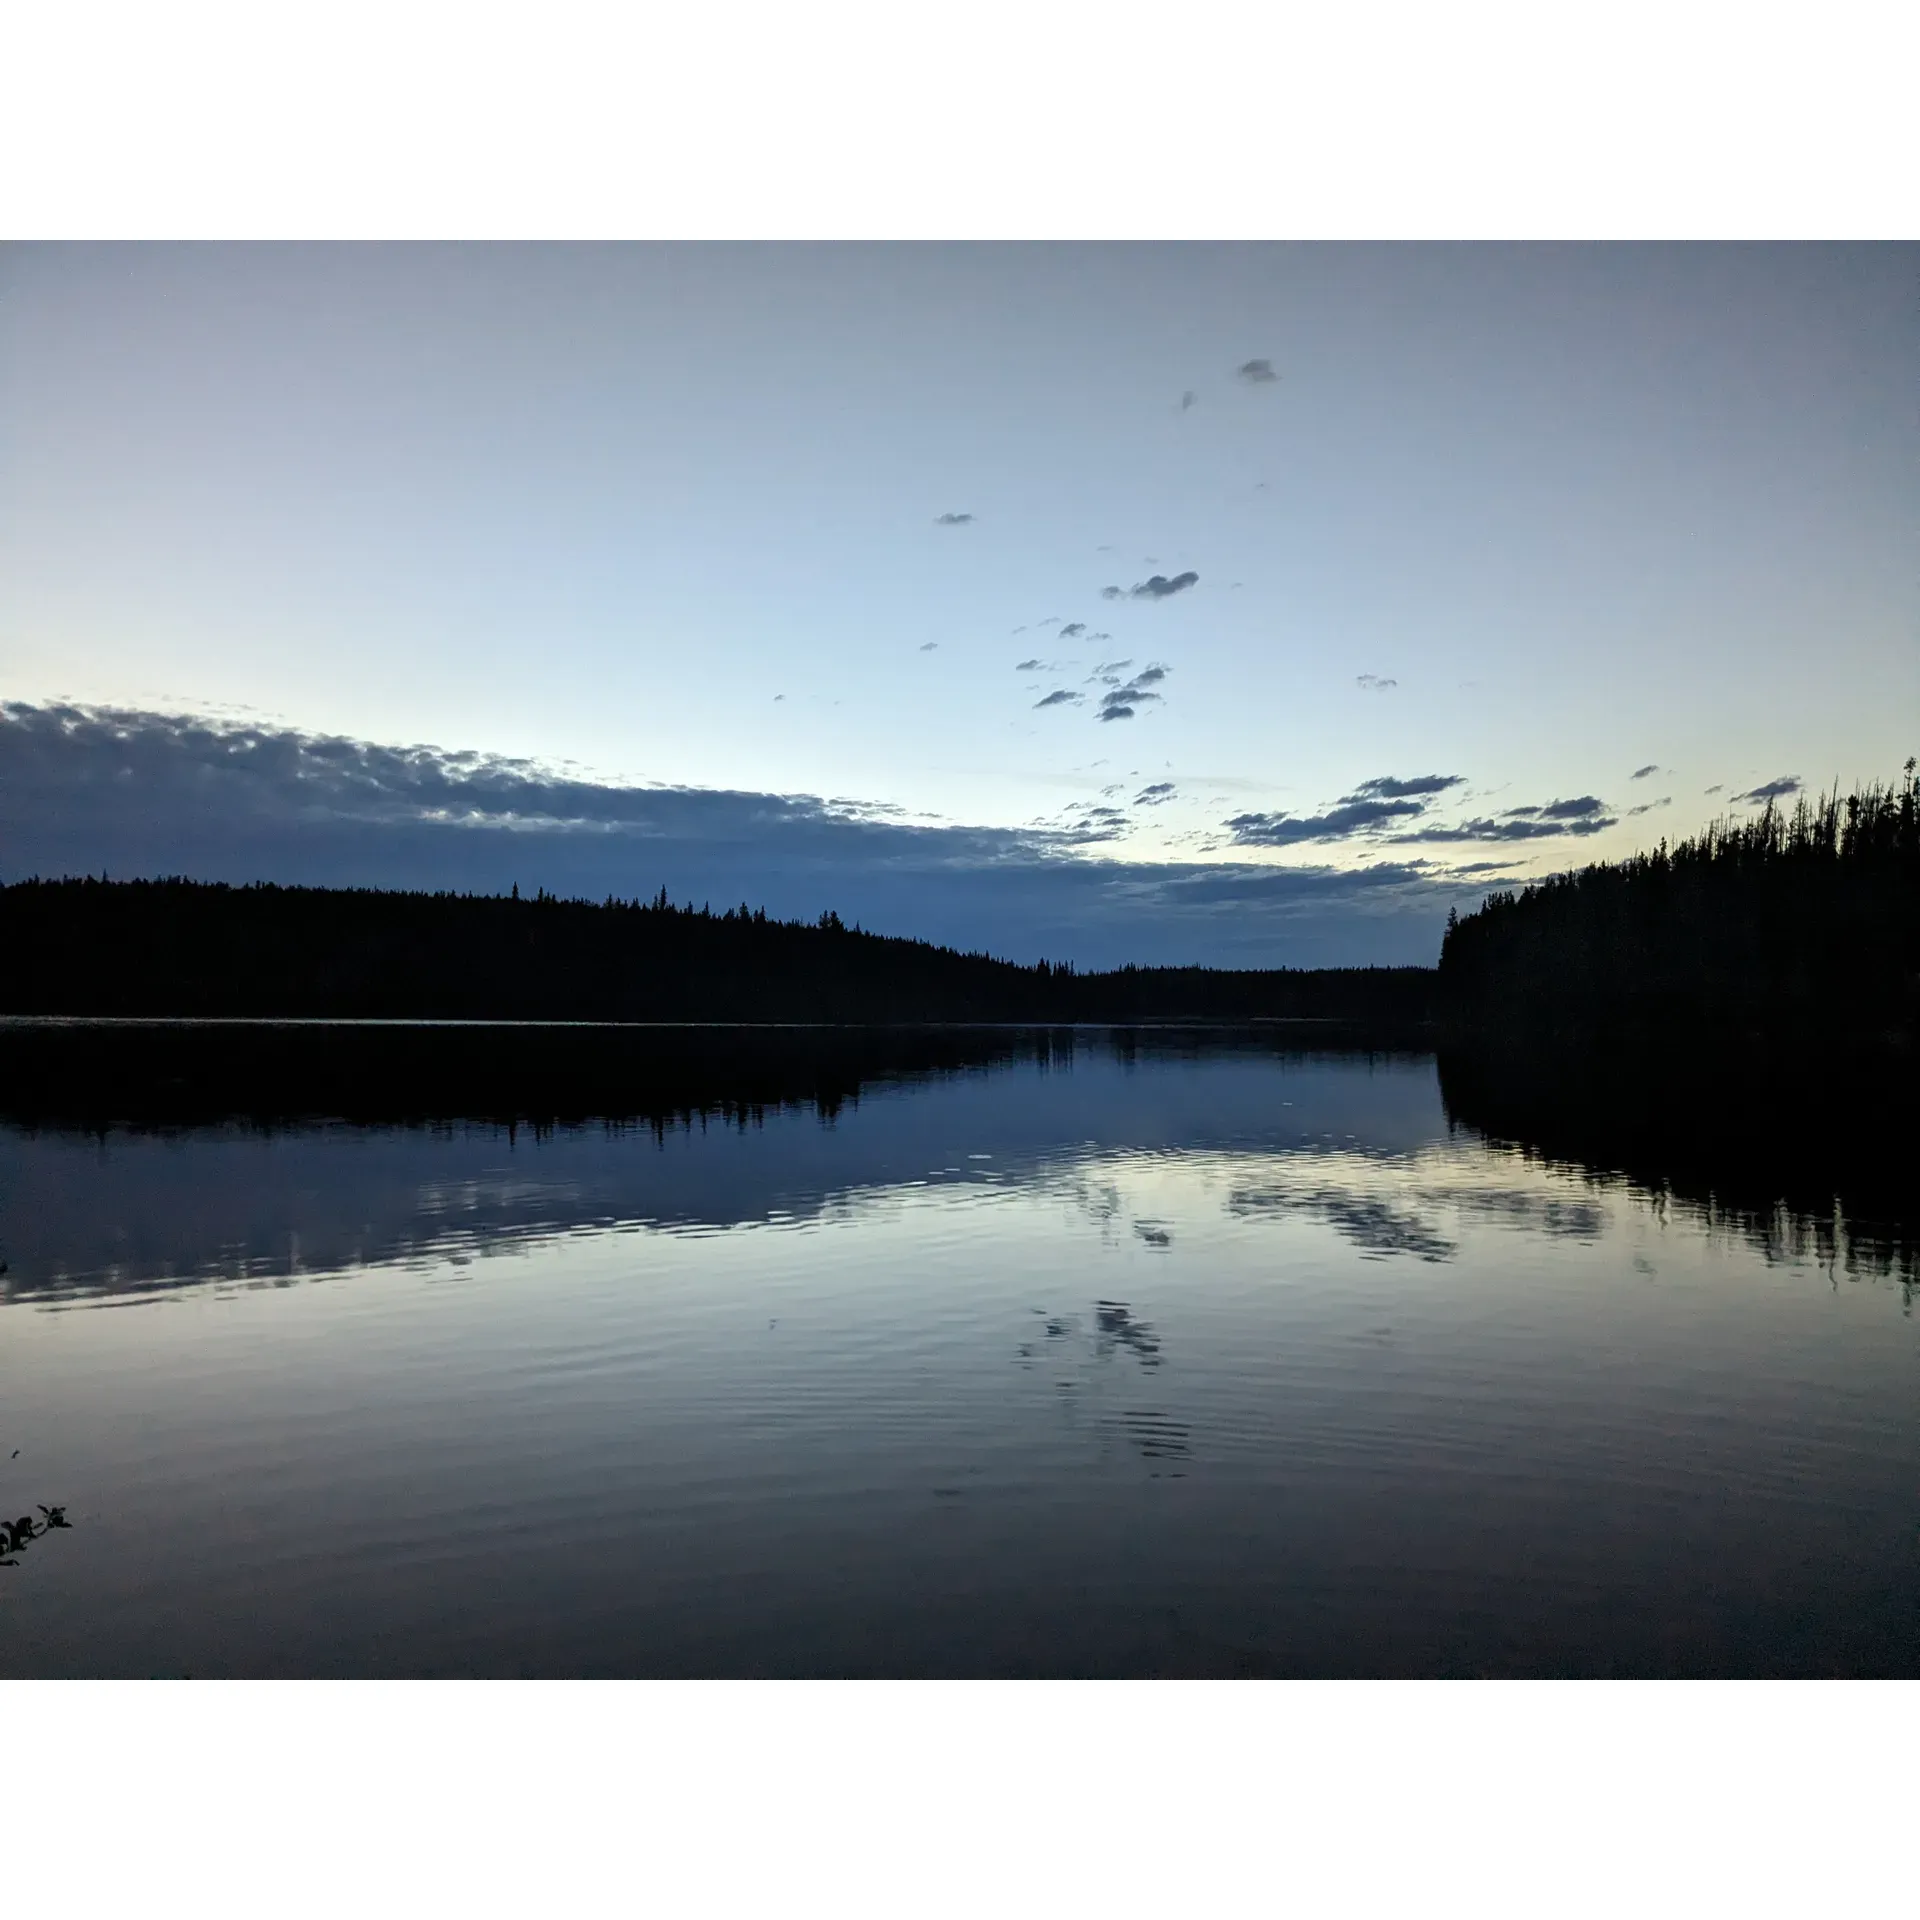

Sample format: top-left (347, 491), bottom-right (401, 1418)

top-left (2, 243), bottom-right (1914, 967)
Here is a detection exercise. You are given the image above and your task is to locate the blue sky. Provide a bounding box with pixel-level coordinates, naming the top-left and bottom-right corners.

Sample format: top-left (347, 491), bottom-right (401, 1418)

top-left (2, 244), bottom-right (1913, 965)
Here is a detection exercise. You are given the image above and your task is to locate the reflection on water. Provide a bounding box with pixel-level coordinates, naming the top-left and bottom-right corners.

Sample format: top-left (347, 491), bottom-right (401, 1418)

top-left (0, 1026), bottom-right (1914, 1676)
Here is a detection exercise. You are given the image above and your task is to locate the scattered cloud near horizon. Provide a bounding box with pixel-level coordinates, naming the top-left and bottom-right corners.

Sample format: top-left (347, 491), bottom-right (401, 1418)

top-left (1735, 775), bottom-right (1802, 804)
top-left (933, 511), bottom-right (974, 526)
top-left (1229, 774), bottom-right (1622, 849)
top-left (1356, 674), bottom-right (1397, 693)
top-left (1630, 763), bottom-right (1662, 780)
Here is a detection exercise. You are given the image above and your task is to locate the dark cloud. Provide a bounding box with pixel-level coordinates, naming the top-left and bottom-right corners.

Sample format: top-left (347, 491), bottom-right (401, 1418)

top-left (1059, 622), bottom-right (1087, 640)
top-left (1704, 785), bottom-right (1723, 795)
top-left (1015, 658), bottom-right (1045, 672)
top-left (933, 512), bottom-right (974, 526)
top-left (1735, 776), bottom-right (1802, 804)
top-left (1347, 774), bottom-right (1462, 801)
top-left (1627, 797), bottom-right (1672, 816)
top-left (1225, 772), bottom-right (1474, 847)
top-left (1236, 359), bottom-right (1279, 384)
top-left (1227, 797), bottom-right (1428, 846)
top-left (1630, 764), bottom-right (1662, 780)
top-left (1103, 571), bottom-right (1198, 602)
top-left (1179, 390), bottom-right (1198, 411)
top-left (1134, 783), bottom-right (1176, 807)
top-left (0, 702), bottom-right (1474, 969)
top-left (1097, 666), bottom-right (1170, 724)
top-left (1355, 674), bottom-right (1397, 692)
top-left (1034, 690), bottom-right (1082, 709)
top-left (1390, 812), bottom-right (1618, 843)
top-left (1535, 795), bottom-right (1607, 819)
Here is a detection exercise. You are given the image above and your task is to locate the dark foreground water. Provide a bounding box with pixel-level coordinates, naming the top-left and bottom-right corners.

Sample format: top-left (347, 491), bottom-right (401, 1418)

top-left (2, 1025), bottom-right (1914, 1677)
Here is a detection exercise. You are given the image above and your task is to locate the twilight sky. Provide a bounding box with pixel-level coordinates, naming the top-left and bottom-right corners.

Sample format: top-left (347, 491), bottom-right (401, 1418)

top-left (2, 243), bottom-right (1913, 966)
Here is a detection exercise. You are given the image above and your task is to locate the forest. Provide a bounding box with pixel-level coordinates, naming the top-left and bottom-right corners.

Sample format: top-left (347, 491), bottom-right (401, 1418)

top-left (1438, 762), bottom-right (1919, 1049)
top-left (0, 875), bottom-right (1435, 1026)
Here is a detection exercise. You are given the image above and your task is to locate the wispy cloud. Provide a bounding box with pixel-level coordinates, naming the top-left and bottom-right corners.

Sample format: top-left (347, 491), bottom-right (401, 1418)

top-left (1627, 797), bottom-right (1672, 816)
top-left (1015, 658), bottom-right (1045, 672)
top-left (1355, 674), bottom-right (1397, 693)
top-left (1034, 690), bottom-right (1082, 710)
top-left (1630, 763), bottom-right (1662, 780)
top-left (1100, 572), bottom-right (1199, 602)
top-left (1179, 390), bottom-right (1197, 411)
top-left (1348, 774), bottom-right (1462, 801)
top-left (918, 642), bottom-right (938, 652)
top-left (1227, 797), bottom-right (1429, 845)
top-left (1224, 772), bottom-right (1466, 847)
top-left (1391, 813), bottom-right (1617, 843)
top-left (933, 512), bottom-right (974, 526)
top-left (1134, 783), bottom-right (1177, 807)
top-left (1236, 359), bottom-right (1279, 384)
top-left (1059, 622), bottom-right (1087, 640)
top-left (1735, 775), bottom-right (1802, 804)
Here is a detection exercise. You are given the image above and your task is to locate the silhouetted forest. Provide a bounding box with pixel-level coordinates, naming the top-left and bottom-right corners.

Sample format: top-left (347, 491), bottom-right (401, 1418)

top-left (1439, 763), bottom-right (1919, 1049)
top-left (0, 876), bottom-right (1436, 1025)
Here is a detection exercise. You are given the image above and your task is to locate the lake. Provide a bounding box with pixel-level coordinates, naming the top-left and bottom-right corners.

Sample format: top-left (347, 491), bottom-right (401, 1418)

top-left (2, 1025), bottom-right (1914, 1676)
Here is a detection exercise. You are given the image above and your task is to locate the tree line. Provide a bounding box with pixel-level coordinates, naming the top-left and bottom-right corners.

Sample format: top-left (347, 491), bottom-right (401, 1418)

top-left (0, 875), bottom-right (1437, 1025)
top-left (1438, 761), bottom-right (1919, 1045)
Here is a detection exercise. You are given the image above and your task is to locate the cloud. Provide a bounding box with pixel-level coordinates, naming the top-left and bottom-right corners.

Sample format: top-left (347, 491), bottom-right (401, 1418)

top-left (1735, 775), bottom-right (1802, 804)
top-left (1097, 666), bottom-right (1170, 724)
top-left (1015, 658), bottom-right (1045, 672)
top-left (1630, 764), bottom-right (1661, 780)
top-left (0, 702), bottom-right (1483, 969)
top-left (1390, 813), bottom-right (1618, 843)
top-left (918, 642), bottom-right (938, 652)
top-left (1118, 572), bottom-right (1198, 602)
top-left (1236, 359), bottom-right (1279, 384)
top-left (1225, 771), bottom-right (1474, 846)
top-left (1704, 785), bottom-right (1723, 795)
top-left (933, 512), bottom-right (974, 526)
top-left (1355, 674), bottom-right (1397, 693)
top-left (1535, 795), bottom-right (1606, 819)
top-left (1059, 622), bottom-right (1087, 640)
top-left (773, 694), bottom-right (785, 702)
top-left (1346, 774), bottom-right (1462, 801)
top-left (1134, 783), bottom-right (1176, 807)
top-left (1034, 690), bottom-right (1082, 709)
top-left (1627, 797), bottom-right (1672, 816)
top-left (1227, 797), bottom-right (1430, 845)
top-left (1179, 390), bottom-right (1198, 410)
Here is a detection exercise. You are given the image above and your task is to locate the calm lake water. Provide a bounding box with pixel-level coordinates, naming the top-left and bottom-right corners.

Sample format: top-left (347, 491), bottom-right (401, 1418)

top-left (3, 1028), bottom-right (1915, 1677)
